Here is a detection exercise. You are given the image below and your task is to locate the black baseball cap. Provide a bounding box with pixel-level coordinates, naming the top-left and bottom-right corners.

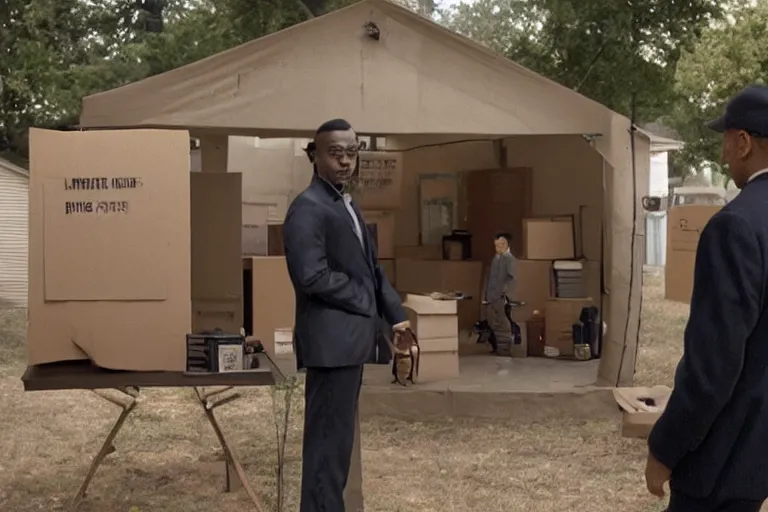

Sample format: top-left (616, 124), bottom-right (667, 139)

top-left (707, 84), bottom-right (768, 136)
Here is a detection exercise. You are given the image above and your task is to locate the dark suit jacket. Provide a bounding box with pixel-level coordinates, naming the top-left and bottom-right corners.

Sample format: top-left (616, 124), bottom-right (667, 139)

top-left (283, 176), bottom-right (406, 369)
top-left (648, 173), bottom-right (768, 500)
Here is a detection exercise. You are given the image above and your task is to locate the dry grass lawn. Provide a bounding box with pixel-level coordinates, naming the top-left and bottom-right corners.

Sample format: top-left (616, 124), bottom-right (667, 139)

top-left (0, 273), bottom-right (700, 512)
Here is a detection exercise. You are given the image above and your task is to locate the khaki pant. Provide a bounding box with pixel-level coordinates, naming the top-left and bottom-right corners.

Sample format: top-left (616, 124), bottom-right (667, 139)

top-left (484, 297), bottom-right (513, 356)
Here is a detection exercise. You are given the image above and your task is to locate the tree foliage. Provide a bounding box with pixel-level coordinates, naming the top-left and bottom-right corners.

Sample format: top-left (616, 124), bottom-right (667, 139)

top-left (439, 0), bottom-right (722, 123)
top-left (669, 1), bottom-right (768, 173)
top-left (1, 0), bottom-right (748, 170)
top-left (0, 0), bottom-right (362, 161)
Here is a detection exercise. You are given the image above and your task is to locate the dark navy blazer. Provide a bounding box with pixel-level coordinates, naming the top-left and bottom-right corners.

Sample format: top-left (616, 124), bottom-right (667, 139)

top-left (282, 176), bottom-right (406, 369)
top-left (649, 172), bottom-right (768, 500)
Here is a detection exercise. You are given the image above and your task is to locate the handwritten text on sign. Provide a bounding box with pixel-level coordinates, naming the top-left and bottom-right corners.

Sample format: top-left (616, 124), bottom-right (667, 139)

top-left (63, 177), bottom-right (143, 215)
top-left (358, 157), bottom-right (398, 189)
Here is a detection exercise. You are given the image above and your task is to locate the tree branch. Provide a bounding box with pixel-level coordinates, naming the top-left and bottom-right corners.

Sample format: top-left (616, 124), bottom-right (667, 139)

top-left (574, 41), bottom-right (608, 92)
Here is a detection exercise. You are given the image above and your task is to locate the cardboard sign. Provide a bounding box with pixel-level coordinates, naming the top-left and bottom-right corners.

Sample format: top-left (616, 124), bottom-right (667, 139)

top-left (665, 205), bottom-right (721, 303)
top-left (352, 151), bottom-right (403, 210)
top-left (667, 205), bottom-right (721, 252)
top-left (27, 128), bottom-right (192, 371)
top-left (43, 176), bottom-right (166, 301)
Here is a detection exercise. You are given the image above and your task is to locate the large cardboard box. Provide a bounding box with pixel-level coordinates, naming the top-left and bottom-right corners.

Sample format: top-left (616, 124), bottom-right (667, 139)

top-left (243, 257), bottom-right (295, 357)
top-left (394, 245), bottom-right (442, 260)
top-left (665, 205), bottom-right (721, 303)
top-left (353, 151), bottom-right (403, 210)
top-left (544, 297), bottom-right (594, 357)
top-left (523, 217), bottom-right (576, 260)
top-left (27, 129), bottom-right (242, 371)
top-left (508, 260), bottom-right (552, 324)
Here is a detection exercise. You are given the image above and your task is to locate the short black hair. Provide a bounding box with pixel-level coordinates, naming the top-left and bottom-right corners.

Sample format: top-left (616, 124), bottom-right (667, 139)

top-left (316, 118), bottom-right (353, 135)
top-left (306, 118), bottom-right (353, 162)
top-left (494, 232), bottom-right (512, 243)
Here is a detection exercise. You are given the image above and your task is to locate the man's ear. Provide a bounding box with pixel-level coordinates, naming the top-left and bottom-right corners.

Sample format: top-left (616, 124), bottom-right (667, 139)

top-left (304, 142), bottom-right (316, 163)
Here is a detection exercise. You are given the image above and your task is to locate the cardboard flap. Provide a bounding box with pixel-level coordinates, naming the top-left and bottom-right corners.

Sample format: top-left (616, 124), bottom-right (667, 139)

top-left (43, 177), bottom-right (167, 301)
top-left (613, 386), bottom-right (672, 413)
top-left (403, 293), bottom-right (457, 315)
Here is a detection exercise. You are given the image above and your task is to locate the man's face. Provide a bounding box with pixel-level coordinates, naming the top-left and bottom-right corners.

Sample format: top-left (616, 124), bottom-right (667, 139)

top-left (314, 129), bottom-right (359, 186)
top-left (721, 129), bottom-right (753, 188)
top-left (494, 237), bottom-right (508, 254)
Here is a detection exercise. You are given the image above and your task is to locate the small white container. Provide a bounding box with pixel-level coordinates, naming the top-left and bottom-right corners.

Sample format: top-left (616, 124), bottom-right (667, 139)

top-left (274, 328), bottom-right (294, 355)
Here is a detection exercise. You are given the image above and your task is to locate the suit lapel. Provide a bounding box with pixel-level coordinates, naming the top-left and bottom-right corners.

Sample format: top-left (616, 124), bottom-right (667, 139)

top-left (311, 177), bottom-right (371, 263)
top-left (351, 201), bottom-right (376, 274)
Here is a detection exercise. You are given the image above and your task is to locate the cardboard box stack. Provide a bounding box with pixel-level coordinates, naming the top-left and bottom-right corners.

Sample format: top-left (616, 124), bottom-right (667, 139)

top-left (665, 205), bottom-right (721, 304)
top-left (395, 259), bottom-right (483, 331)
top-left (515, 217), bottom-right (600, 359)
top-left (402, 293), bottom-right (460, 382)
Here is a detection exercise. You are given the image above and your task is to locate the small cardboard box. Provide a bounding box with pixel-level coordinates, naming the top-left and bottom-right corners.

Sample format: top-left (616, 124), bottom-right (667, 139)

top-left (544, 297), bottom-right (594, 357)
top-left (613, 386), bottom-right (672, 439)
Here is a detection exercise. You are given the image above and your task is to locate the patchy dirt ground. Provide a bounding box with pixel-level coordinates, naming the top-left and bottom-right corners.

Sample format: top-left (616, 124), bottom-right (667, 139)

top-left (0, 273), bottom-right (694, 511)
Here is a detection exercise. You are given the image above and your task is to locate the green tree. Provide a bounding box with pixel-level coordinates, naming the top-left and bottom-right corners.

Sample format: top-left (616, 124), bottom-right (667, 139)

top-left (0, 0), bottom-right (444, 162)
top-left (670, 1), bottom-right (768, 173)
top-left (438, 0), bottom-right (723, 124)
top-left (0, 0), bottom-right (96, 158)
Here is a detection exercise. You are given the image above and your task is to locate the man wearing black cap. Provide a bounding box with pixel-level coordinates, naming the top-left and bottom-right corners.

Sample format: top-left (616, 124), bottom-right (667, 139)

top-left (283, 119), bottom-right (409, 512)
top-left (645, 84), bottom-right (768, 511)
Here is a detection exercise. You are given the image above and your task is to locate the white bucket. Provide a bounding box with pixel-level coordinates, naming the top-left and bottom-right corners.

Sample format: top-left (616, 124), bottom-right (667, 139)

top-left (274, 328), bottom-right (294, 355)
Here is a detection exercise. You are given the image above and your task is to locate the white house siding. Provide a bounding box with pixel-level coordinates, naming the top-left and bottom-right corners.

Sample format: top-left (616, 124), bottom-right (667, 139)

top-left (0, 162), bottom-right (29, 308)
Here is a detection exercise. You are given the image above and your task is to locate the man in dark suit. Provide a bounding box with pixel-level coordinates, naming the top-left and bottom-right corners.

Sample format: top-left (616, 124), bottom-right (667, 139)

top-left (283, 119), bottom-right (409, 512)
top-left (645, 84), bottom-right (768, 511)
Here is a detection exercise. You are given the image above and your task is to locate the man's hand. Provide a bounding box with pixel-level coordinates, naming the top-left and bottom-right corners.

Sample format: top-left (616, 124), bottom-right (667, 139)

top-left (481, 300), bottom-right (490, 306)
top-left (392, 321), bottom-right (410, 332)
top-left (645, 451), bottom-right (671, 498)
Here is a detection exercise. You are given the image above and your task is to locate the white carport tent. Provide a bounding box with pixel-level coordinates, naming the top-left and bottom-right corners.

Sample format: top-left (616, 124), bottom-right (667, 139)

top-left (79, 0), bottom-right (648, 386)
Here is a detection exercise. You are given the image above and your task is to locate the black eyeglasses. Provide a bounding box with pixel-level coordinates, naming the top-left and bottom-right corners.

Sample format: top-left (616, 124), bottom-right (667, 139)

top-left (327, 144), bottom-right (360, 159)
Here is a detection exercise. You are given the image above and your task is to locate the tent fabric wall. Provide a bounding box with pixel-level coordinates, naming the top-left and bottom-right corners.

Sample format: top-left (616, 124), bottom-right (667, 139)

top-left (594, 115), bottom-right (649, 386)
top-left (79, 0), bottom-right (609, 137)
top-left (77, 0), bottom-right (647, 385)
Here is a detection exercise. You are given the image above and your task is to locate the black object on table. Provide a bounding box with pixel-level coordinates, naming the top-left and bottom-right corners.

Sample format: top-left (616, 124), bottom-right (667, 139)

top-left (21, 354), bottom-right (284, 511)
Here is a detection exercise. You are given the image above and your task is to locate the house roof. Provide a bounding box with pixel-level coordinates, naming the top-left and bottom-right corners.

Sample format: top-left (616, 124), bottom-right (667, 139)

top-left (79, 0), bottom-right (618, 138)
top-left (637, 128), bottom-right (684, 152)
top-left (0, 157), bottom-right (29, 178)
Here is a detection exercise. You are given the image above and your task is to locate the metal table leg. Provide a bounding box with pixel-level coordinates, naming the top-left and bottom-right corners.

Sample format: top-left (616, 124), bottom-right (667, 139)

top-left (72, 387), bottom-right (138, 510)
top-left (194, 387), bottom-right (265, 512)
